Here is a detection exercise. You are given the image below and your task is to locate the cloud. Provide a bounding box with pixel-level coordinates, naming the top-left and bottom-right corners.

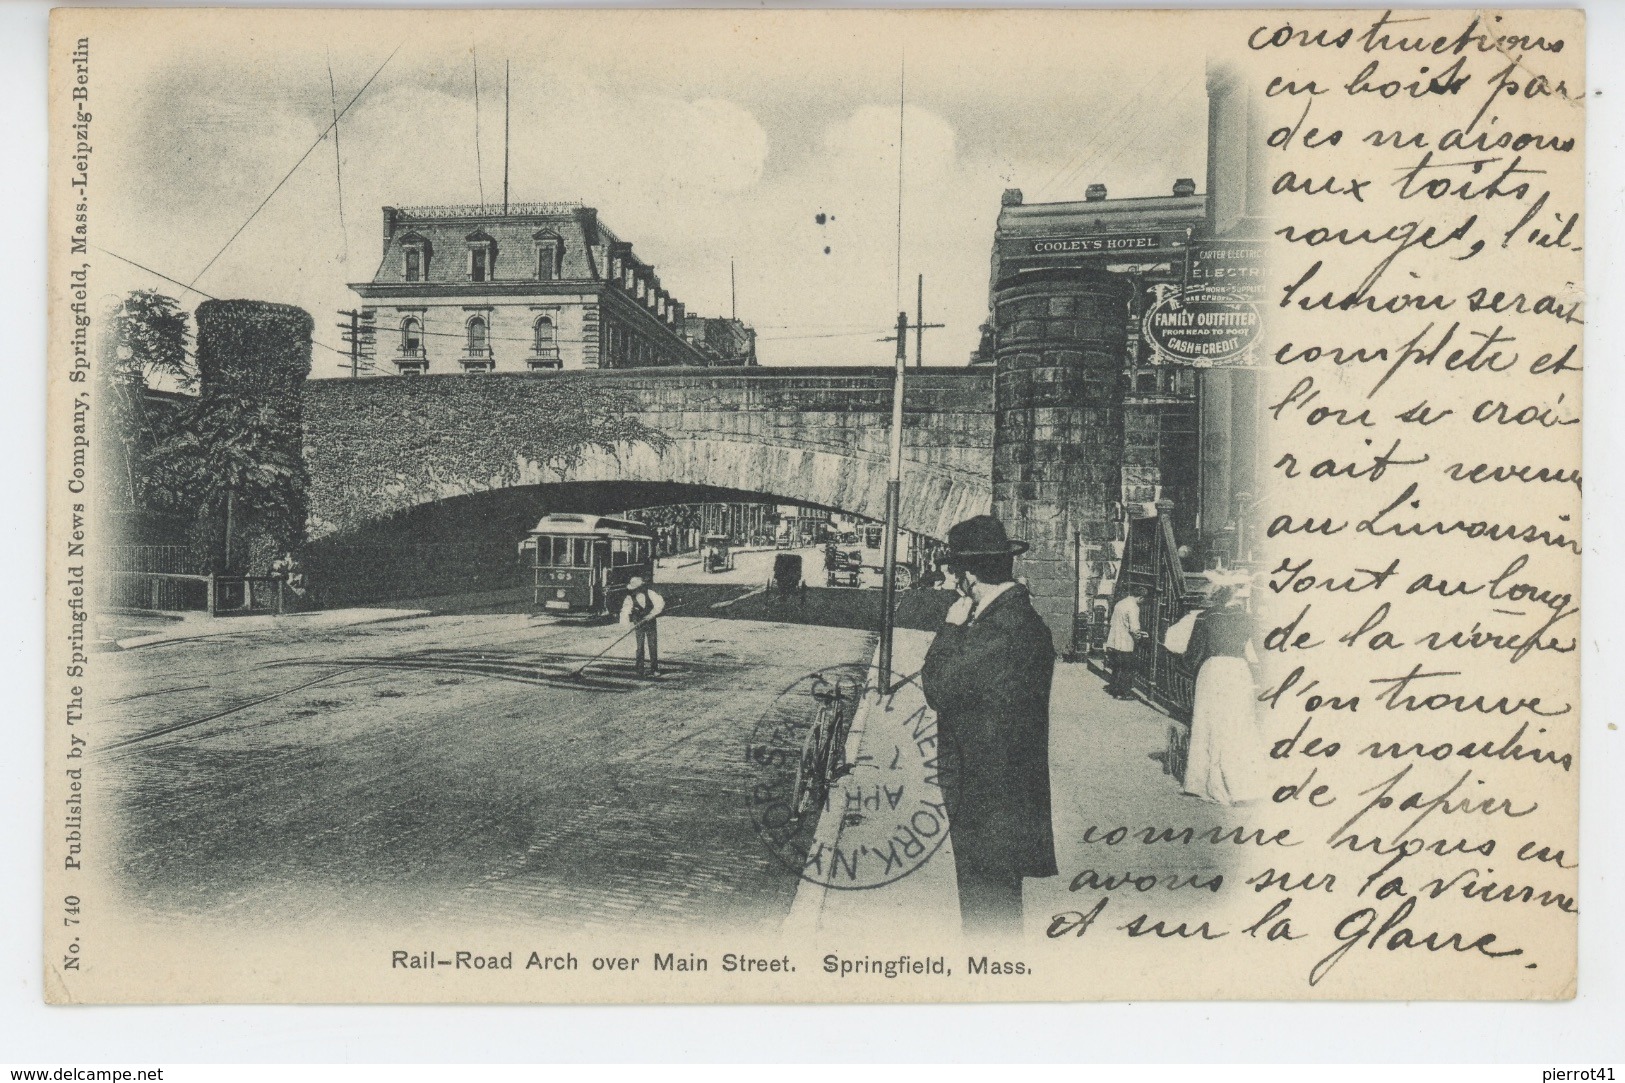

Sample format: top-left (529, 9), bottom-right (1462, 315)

top-left (94, 23), bottom-right (1205, 370)
top-left (821, 103), bottom-right (956, 185)
top-left (500, 86), bottom-right (768, 201)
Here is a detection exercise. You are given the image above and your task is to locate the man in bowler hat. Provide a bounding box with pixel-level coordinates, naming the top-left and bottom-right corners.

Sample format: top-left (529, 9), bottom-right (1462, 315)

top-left (920, 514), bottom-right (1058, 937)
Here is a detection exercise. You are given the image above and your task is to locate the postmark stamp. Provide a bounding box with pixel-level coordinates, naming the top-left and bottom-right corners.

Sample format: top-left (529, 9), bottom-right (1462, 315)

top-left (745, 665), bottom-right (955, 891)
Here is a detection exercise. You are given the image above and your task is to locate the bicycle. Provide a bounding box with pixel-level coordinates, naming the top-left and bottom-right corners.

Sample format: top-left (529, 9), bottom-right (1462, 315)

top-left (791, 674), bottom-right (852, 818)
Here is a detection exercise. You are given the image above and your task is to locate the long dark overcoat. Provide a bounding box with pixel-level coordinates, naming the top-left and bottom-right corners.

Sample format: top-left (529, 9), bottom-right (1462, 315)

top-left (920, 584), bottom-right (1059, 879)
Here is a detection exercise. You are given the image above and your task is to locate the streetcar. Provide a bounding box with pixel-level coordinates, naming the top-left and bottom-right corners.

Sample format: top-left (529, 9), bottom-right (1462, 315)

top-left (524, 513), bottom-right (656, 616)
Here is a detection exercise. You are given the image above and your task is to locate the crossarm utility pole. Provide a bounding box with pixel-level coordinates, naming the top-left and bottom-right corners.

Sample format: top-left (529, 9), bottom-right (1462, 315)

top-left (878, 310), bottom-right (907, 694)
top-left (337, 309), bottom-right (375, 378)
top-left (887, 275), bottom-right (944, 369)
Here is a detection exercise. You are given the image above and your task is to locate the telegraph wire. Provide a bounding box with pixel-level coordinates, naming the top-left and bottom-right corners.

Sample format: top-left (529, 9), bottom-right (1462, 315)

top-left (95, 246), bottom-right (218, 302)
top-left (472, 46), bottom-right (487, 210)
top-left (325, 50), bottom-right (349, 264)
top-left (96, 242), bottom-right (887, 357)
top-left (189, 42), bottom-right (403, 291)
top-left (94, 245), bottom-right (357, 365)
top-left (98, 244), bottom-right (355, 358)
top-left (1034, 64), bottom-right (1170, 200)
top-left (1036, 64), bottom-right (1167, 198)
top-left (1086, 68), bottom-right (1205, 191)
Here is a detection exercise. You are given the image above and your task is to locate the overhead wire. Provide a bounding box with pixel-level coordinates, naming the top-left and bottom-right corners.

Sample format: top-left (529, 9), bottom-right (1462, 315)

top-left (1032, 67), bottom-right (1163, 198)
top-left (1034, 64), bottom-right (1174, 200)
top-left (325, 50), bottom-right (348, 264)
top-left (472, 46), bottom-right (487, 210)
top-left (189, 42), bottom-right (402, 291)
top-left (1083, 68), bottom-right (1205, 196)
top-left (97, 240), bottom-right (892, 363)
top-left (1047, 86), bottom-right (1169, 198)
top-left (98, 245), bottom-right (355, 360)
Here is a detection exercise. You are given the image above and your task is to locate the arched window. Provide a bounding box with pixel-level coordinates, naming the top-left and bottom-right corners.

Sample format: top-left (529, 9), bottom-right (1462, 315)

top-left (394, 316), bottom-right (428, 375)
top-left (529, 316), bottom-right (560, 370)
top-left (462, 315), bottom-right (493, 372)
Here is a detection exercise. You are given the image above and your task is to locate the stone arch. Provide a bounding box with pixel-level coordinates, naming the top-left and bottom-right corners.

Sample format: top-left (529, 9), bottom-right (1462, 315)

top-left (355, 437), bottom-right (989, 542)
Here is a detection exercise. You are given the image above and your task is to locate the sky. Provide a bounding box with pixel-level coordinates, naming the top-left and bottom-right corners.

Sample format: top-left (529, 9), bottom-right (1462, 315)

top-left (92, 9), bottom-right (1210, 372)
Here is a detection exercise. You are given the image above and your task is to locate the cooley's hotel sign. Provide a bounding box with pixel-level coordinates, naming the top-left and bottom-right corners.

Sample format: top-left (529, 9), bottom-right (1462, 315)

top-left (1026, 232), bottom-right (1169, 255)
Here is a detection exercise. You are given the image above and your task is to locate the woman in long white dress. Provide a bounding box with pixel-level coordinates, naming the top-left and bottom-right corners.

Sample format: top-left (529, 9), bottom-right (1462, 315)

top-left (1173, 585), bottom-right (1268, 804)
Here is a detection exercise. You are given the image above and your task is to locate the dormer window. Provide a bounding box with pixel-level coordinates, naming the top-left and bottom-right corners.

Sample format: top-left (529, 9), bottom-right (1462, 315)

top-left (400, 233), bottom-right (431, 282)
top-left (466, 230), bottom-right (497, 283)
top-left (534, 231), bottom-right (563, 281)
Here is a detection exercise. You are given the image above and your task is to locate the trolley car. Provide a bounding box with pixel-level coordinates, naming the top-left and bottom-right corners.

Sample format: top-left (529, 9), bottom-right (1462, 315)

top-left (525, 513), bottom-right (656, 616)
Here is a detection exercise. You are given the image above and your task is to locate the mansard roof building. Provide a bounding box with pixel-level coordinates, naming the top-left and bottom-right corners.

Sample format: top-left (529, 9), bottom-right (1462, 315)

top-left (349, 202), bottom-right (713, 374)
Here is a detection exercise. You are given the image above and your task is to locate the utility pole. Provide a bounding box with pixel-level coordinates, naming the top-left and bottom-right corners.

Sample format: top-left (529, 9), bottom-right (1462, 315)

top-left (1069, 528), bottom-right (1084, 661)
top-left (911, 274), bottom-right (943, 368)
top-left (337, 309), bottom-right (376, 378)
top-left (878, 310), bottom-right (907, 695)
top-left (881, 286), bottom-right (943, 369)
top-left (502, 60), bottom-right (511, 214)
top-left (916, 274), bottom-right (924, 369)
top-left (730, 258), bottom-right (737, 320)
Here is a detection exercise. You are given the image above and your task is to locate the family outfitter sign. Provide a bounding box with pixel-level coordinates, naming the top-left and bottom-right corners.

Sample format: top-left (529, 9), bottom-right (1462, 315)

top-left (1141, 240), bottom-right (1266, 367)
top-left (1142, 284), bottom-right (1262, 366)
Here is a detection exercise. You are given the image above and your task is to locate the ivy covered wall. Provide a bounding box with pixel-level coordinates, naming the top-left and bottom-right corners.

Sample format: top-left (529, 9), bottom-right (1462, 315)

top-left (302, 373), bottom-right (671, 538)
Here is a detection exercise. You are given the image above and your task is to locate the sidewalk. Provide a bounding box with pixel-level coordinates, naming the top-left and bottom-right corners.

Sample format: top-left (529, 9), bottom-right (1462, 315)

top-left (785, 636), bottom-right (1230, 942)
top-left (99, 605), bottom-right (428, 651)
top-left (783, 628), bottom-right (959, 939)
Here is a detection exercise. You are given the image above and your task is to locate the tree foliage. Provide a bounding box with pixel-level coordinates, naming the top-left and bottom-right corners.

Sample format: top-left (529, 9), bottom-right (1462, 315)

top-left (117, 299), bottom-right (315, 570)
top-left (97, 290), bottom-right (195, 513)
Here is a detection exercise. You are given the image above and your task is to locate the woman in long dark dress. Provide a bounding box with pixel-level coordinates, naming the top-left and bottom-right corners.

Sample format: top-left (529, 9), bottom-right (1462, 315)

top-left (1179, 586), bottom-right (1265, 804)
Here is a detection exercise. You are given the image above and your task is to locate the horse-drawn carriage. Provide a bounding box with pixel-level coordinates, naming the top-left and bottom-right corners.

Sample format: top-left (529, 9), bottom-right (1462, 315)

top-left (823, 543), bottom-right (862, 588)
top-left (703, 534), bottom-right (734, 573)
top-left (767, 553), bottom-right (806, 596)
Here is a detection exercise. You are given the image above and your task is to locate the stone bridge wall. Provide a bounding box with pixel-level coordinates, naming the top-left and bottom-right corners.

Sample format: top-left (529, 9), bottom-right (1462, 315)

top-left (303, 367), bottom-right (995, 542)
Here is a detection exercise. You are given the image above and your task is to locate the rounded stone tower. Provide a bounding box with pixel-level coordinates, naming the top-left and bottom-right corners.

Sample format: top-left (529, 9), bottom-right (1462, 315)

top-left (991, 269), bottom-right (1131, 648)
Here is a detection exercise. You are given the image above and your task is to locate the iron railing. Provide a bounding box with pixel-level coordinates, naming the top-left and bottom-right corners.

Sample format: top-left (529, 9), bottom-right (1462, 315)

top-left (104, 572), bottom-right (287, 616)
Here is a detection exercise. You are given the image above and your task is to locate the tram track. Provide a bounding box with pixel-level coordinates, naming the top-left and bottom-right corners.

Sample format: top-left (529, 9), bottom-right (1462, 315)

top-left (97, 589), bottom-right (763, 757)
top-left (98, 666), bottom-right (371, 756)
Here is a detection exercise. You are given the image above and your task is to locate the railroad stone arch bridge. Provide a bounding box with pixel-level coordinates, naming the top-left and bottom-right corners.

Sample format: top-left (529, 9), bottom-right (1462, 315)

top-left (302, 367), bottom-right (997, 545)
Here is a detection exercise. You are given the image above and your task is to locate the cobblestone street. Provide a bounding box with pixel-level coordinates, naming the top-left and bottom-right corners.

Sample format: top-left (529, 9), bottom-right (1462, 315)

top-left (93, 594), bottom-right (894, 934)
